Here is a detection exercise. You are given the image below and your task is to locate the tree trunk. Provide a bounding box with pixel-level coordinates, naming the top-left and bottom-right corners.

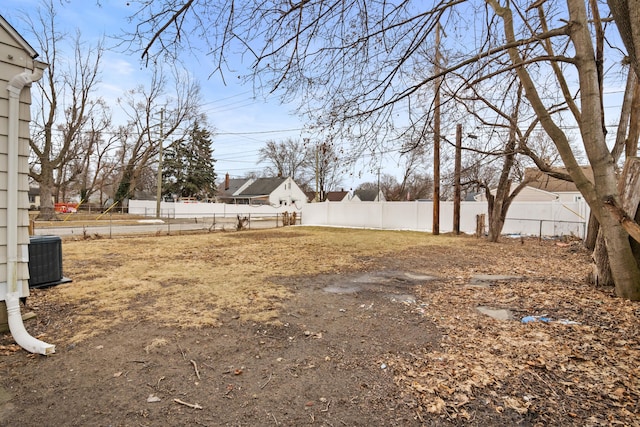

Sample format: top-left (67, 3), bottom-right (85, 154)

top-left (584, 212), bottom-right (599, 250)
top-left (592, 157), bottom-right (640, 298)
top-left (608, 0), bottom-right (640, 79)
top-left (620, 157), bottom-right (640, 264)
top-left (487, 212), bottom-right (505, 242)
top-left (36, 165), bottom-right (57, 221)
top-left (592, 229), bottom-right (613, 286)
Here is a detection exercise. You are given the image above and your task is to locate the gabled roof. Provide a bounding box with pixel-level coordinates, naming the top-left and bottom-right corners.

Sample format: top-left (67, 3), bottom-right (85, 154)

top-left (218, 178), bottom-right (250, 197)
top-left (218, 177), bottom-right (290, 198)
top-left (524, 166), bottom-right (593, 193)
top-left (240, 177), bottom-right (287, 196)
top-left (325, 191), bottom-right (350, 202)
top-left (354, 189), bottom-right (380, 201)
top-left (0, 15), bottom-right (39, 58)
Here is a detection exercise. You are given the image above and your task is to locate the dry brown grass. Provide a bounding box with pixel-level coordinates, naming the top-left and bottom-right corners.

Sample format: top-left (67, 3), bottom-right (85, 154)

top-left (54, 227), bottom-right (454, 342)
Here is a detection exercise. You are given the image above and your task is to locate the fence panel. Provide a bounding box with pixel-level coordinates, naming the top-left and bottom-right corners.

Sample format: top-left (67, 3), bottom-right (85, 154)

top-left (301, 200), bottom-right (589, 238)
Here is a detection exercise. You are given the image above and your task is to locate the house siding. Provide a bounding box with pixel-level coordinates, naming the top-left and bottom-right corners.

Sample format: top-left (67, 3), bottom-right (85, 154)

top-left (269, 177), bottom-right (307, 206)
top-left (0, 16), bottom-right (40, 300)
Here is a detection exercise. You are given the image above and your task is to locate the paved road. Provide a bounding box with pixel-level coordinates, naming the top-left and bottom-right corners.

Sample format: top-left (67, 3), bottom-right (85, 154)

top-left (33, 218), bottom-right (281, 237)
top-left (33, 222), bottom-right (208, 237)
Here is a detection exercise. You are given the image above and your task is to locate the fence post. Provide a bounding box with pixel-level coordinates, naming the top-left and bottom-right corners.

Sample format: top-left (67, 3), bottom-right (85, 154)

top-left (539, 220), bottom-right (543, 241)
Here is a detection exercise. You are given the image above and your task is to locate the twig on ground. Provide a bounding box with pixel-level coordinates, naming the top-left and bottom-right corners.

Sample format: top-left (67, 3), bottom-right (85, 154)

top-left (260, 373), bottom-right (273, 389)
top-left (190, 359), bottom-right (201, 380)
top-left (270, 412), bottom-right (279, 425)
top-left (177, 344), bottom-right (186, 360)
top-left (174, 398), bottom-right (203, 409)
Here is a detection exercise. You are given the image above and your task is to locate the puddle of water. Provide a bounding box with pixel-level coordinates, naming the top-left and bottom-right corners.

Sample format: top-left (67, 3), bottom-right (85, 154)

top-left (323, 285), bottom-right (361, 294)
top-left (352, 274), bottom-right (391, 284)
top-left (404, 272), bottom-right (437, 281)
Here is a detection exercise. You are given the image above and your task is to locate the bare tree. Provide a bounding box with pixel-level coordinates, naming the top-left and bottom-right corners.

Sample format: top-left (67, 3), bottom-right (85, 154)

top-left (113, 66), bottom-right (203, 204)
top-left (69, 104), bottom-right (122, 206)
top-left (258, 138), bottom-right (311, 183)
top-left (303, 139), bottom-right (343, 201)
top-left (124, 1), bottom-right (640, 299)
top-left (608, 0), bottom-right (640, 79)
top-left (359, 170), bottom-right (432, 202)
top-left (26, 0), bottom-right (105, 220)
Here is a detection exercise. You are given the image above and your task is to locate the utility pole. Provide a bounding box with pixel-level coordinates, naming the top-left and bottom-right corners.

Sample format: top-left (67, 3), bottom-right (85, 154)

top-left (453, 123), bottom-right (462, 235)
top-left (315, 143), bottom-right (319, 202)
top-left (155, 108), bottom-right (164, 219)
top-left (433, 21), bottom-right (442, 235)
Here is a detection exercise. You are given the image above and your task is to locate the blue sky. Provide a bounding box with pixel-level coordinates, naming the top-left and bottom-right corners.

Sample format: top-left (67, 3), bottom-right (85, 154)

top-left (2, 0), bottom-right (384, 190)
top-left (3, 1), bottom-right (630, 193)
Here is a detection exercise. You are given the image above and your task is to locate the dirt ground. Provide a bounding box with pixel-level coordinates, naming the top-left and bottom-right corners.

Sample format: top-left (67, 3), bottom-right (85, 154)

top-left (1, 228), bottom-right (639, 426)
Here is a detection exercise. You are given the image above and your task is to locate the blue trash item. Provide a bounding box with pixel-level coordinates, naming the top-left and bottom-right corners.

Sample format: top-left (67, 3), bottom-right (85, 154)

top-left (521, 315), bottom-right (552, 323)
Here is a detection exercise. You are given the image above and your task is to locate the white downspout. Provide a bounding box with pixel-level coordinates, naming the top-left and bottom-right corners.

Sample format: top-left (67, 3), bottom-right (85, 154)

top-left (5, 65), bottom-right (55, 355)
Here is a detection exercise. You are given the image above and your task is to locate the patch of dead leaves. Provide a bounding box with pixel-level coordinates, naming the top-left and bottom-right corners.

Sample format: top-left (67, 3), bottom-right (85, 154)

top-left (394, 239), bottom-right (639, 425)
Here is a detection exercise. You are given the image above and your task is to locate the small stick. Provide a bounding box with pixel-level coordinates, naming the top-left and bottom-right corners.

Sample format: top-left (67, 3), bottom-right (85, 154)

top-left (174, 398), bottom-right (203, 410)
top-left (260, 373), bottom-right (273, 389)
top-left (190, 360), bottom-right (201, 380)
top-left (270, 413), bottom-right (279, 425)
top-left (177, 344), bottom-right (187, 361)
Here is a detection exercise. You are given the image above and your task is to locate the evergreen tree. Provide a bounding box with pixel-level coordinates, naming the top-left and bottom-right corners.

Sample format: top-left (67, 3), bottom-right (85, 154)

top-left (163, 121), bottom-right (216, 200)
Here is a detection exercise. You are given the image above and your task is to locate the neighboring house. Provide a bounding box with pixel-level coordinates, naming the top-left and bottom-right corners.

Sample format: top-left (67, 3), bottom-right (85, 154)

top-left (1, 16), bottom-right (48, 303)
top-left (27, 187), bottom-right (55, 209)
top-left (305, 190), bottom-right (352, 202)
top-left (474, 185), bottom-right (559, 202)
top-left (352, 189), bottom-right (386, 202)
top-left (524, 167), bottom-right (592, 202)
top-left (325, 190), bottom-right (352, 202)
top-left (217, 173), bottom-right (307, 206)
top-left (474, 167), bottom-right (592, 203)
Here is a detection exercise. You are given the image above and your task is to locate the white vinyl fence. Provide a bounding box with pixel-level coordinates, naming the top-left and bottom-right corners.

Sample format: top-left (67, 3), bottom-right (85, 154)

top-left (128, 199), bottom-right (589, 239)
top-left (128, 200), bottom-right (303, 220)
top-left (300, 200), bottom-right (589, 239)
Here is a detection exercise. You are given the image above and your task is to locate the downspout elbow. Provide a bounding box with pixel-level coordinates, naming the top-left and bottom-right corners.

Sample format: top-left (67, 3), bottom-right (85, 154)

top-left (5, 293), bottom-right (55, 355)
top-left (7, 63), bottom-right (46, 93)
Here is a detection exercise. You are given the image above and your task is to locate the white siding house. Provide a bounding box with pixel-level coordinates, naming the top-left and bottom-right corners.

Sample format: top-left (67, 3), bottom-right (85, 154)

top-left (1, 15), bottom-right (57, 354)
top-left (475, 185), bottom-right (559, 202)
top-left (1, 15), bottom-right (46, 303)
top-left (218, 175), bottom-right (308, 207)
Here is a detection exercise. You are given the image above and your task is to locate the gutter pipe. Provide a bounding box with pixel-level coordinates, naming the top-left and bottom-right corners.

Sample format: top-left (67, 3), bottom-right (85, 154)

top-left (5, 65), bottom-right (55, 355)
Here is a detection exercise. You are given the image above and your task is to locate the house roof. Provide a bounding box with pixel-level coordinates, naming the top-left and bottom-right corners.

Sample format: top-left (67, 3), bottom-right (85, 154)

top-left (240, 177), bottom-right (287, 196)
top-left (524, 166), bottom-right (593, 193)
top-left (325, 191), bottom-right (350, 202)
top-left (218, 178), bottom-right (250, 197)
top-left (0, 15), bottom-right (39, 58)
top-left (218, 177), bottom-right (290, 198)
top-left (354, 189), bottom-right (380, 201)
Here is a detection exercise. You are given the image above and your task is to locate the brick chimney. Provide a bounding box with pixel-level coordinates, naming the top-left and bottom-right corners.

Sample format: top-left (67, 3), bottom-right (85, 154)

top-left (225, 173), bottom-right (230, 191)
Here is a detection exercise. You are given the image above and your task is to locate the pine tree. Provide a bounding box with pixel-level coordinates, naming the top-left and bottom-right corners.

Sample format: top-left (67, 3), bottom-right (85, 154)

top-left (163, 121), bottom-right (216, 200)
